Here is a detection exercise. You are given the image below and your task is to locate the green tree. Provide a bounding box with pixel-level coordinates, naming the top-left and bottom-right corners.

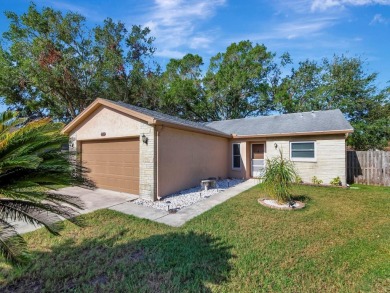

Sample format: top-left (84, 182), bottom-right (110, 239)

top-left (0, 4), bottom-right (156, 122)
top-left (93, 20), bottom-right (157, 108)
top-left (275, 60), bottom-right (323, 113)
top-left (347, 94), bottom-right (390, 150)
top-left (0, 111), bottom-right (90, 263)
top-left (0, 4), bottom-right (96, 121)
top-left (160, 54), bottom-right (209, 121)
top-left (277, 55), bottom-right (390, 150)
top-left (321, 55), bottom-right (381, 123)
top-left (204, 41), bottom-right (276, 120)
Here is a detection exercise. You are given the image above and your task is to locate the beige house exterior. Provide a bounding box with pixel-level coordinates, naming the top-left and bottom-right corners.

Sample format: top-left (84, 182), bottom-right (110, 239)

top-left (229, 135), bottom-right (347, 185)
top-left (63, 98), bottom-right (353, 201)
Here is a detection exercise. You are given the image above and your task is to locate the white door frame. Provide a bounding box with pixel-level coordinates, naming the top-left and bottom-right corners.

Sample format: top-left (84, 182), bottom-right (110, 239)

top-left (251, 143), bottom-right (266, 178)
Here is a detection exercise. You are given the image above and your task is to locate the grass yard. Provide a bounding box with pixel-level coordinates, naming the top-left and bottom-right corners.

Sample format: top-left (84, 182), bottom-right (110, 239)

top-left (0, 184), bottom-right (389, 292)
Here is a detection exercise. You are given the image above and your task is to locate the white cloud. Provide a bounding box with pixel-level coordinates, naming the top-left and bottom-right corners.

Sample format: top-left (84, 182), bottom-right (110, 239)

top-left (370, 13), bottom-right (389, 24)
top-left (239, 17), bottom-right (337, 42)
top-left (142, 0), bottom-right (225, 58)
top-left (189, 36), bottom-right (213, 49)
top-left (276, 17), bottom-right (337, 39)
top-left (273, 0), bottom-right (390, 13)
top-left (269, 0), bottom-right (389, 40)
top-left (311, 0), bottom-right (390, 11)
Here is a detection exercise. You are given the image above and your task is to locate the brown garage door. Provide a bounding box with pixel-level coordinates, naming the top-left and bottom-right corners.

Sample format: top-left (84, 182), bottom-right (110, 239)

top-left (81, 138), bottom-right (139, 194)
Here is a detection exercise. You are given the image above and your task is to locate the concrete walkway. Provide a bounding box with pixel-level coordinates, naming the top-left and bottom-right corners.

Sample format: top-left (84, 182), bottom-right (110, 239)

top-left (110, 179), bottom-right (259, 227)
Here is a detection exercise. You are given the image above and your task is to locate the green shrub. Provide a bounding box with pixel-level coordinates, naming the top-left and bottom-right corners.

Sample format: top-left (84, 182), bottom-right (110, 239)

top-left (295, 175), bottom-right (303, 184)
top-left (0, 112), bottom-right (91, 264)
top-left (312, 176), bottom-right (323, 185)
top-left (262, 150), bottom-right (297, 203)
top-left (330, 176), bottom-right (341, 186)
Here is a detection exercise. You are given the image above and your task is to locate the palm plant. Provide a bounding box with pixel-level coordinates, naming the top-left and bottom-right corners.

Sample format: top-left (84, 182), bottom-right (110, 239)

top-left (262, 149), bottom-right (297, 204)
top-left (0, 111), bottom-right (91, 263)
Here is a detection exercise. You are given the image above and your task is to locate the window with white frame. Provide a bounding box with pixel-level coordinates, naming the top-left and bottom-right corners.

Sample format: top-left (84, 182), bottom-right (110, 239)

top-left (232, 143), bottom-right (241, 169)
top-left (290, 141), bottom-right (316, 161)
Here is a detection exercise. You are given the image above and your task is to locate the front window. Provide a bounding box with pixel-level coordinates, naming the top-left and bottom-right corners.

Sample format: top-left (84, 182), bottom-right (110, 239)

top-left (290, 141), bottom-right (316, 161)
top-left (232, 143), bottom-right (241, 169)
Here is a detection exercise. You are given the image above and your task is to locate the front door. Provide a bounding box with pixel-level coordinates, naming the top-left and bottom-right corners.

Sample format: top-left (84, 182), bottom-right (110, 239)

top-left (251, 144), bottom-right (265, 178)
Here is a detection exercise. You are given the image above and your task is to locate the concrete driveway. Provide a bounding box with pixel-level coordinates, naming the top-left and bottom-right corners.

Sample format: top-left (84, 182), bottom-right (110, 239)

top-left (12, 187), bottom-right (138, 234)
top-left (12, 179), bottom-right (258, 234)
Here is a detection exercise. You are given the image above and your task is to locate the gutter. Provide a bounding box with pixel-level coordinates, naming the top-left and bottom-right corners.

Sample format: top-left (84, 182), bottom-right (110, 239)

top-left (231, 129), bottom-right (354, 139)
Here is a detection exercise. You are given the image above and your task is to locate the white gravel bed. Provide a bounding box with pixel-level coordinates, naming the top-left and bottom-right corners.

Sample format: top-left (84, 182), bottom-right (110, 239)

top-left (133, 179), bottom-right (244, 211)
top-left (263, 199), bottom-right (291, 208)
top-left (258, 198), bottom-right (305, 210)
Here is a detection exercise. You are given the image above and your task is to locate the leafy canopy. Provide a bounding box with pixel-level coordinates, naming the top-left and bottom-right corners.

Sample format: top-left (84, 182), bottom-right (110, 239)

top-left (0, 4), bottom-right (156, 122)
top-left (276, 55), bottom-right (390, 150)
top-left (204, 41), bottom-right (276, 120)
top-left (0, 4), bottom-right (389, 150)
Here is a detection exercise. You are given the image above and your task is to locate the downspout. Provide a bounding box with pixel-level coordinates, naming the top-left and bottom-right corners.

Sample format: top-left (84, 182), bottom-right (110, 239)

top-left (150, 119), bottom-right (160, 200)
top-left (156, 127), bottom-right (159, 200)
top-left (345, 132), bottom-right (349, 186)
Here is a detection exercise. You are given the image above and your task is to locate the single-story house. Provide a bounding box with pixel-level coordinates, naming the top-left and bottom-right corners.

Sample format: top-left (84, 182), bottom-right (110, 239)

top-left (62, 98), bottom-right (353, 201)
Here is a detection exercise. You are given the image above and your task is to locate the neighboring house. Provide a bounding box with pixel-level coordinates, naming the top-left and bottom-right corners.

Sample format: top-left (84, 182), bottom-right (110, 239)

top-left (62, 98), bottom-right (353, 201)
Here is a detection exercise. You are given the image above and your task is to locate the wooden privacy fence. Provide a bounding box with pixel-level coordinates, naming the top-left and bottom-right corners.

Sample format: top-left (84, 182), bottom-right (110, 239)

top-left (347, 151), bottom-right (390, 186)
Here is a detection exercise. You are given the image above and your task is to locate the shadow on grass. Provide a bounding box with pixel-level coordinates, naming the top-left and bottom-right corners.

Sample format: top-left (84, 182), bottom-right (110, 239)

top-left (2, 231), bottom-right (232, 292)
top-left (291, 195), bottom-right (311, 202)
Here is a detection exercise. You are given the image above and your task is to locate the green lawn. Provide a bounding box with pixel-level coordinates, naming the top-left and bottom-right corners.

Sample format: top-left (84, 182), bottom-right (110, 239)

top-left (1, 184), bottom-right (389, 292)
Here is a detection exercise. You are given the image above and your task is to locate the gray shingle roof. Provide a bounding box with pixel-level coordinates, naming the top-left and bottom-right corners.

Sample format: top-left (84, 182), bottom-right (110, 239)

top-left (109, 100), bottom-right (228, 136)
top-left (109, 100), bottom-right (353, 137)
top-left (205, 109), bottom-right (353, 136)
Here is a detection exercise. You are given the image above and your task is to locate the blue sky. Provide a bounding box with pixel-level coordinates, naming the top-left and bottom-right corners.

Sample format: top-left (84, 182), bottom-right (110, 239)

top-left (0, 0), bottom-right (390, 111)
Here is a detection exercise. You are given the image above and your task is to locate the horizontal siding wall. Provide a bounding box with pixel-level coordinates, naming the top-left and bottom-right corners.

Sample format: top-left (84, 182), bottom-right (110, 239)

top-left (265, 135), bottom-right (347, 185)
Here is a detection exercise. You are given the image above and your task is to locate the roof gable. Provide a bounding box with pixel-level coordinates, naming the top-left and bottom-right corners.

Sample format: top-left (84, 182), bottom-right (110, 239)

top-left (62, 98), bottom-right (229, 137)
top-left (62, 98), bottom-right (353, 137)
top-left (61, 98), bottom-right (155, 134)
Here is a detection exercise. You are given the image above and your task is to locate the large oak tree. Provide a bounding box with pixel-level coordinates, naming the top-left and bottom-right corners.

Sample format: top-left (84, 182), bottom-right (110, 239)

top-left (0, 4), bottom-right (156, 122)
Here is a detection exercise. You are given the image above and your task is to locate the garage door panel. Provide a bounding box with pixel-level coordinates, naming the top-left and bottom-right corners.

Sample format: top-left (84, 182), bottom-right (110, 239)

top-left (82, 152), bottom-right (138, 159)
top-left (81, 138), bottom-right (139, 194)
top-left (89, 177), bottom-right (134, 194)
top-left (84, 158), bottom-right (138, 167)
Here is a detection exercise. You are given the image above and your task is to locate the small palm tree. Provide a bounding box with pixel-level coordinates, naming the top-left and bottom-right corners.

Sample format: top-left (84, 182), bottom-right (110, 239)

top-left (262, 149), bottom-right (297, 204)
top-left (0, 111), bottom-right (91, 263)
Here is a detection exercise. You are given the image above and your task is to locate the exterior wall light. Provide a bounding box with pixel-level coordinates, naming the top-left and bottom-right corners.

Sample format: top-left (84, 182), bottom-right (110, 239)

top-left (142, 134), bottom-right (148, 144)
top-left (274, 143), bottom-right (278, 149)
